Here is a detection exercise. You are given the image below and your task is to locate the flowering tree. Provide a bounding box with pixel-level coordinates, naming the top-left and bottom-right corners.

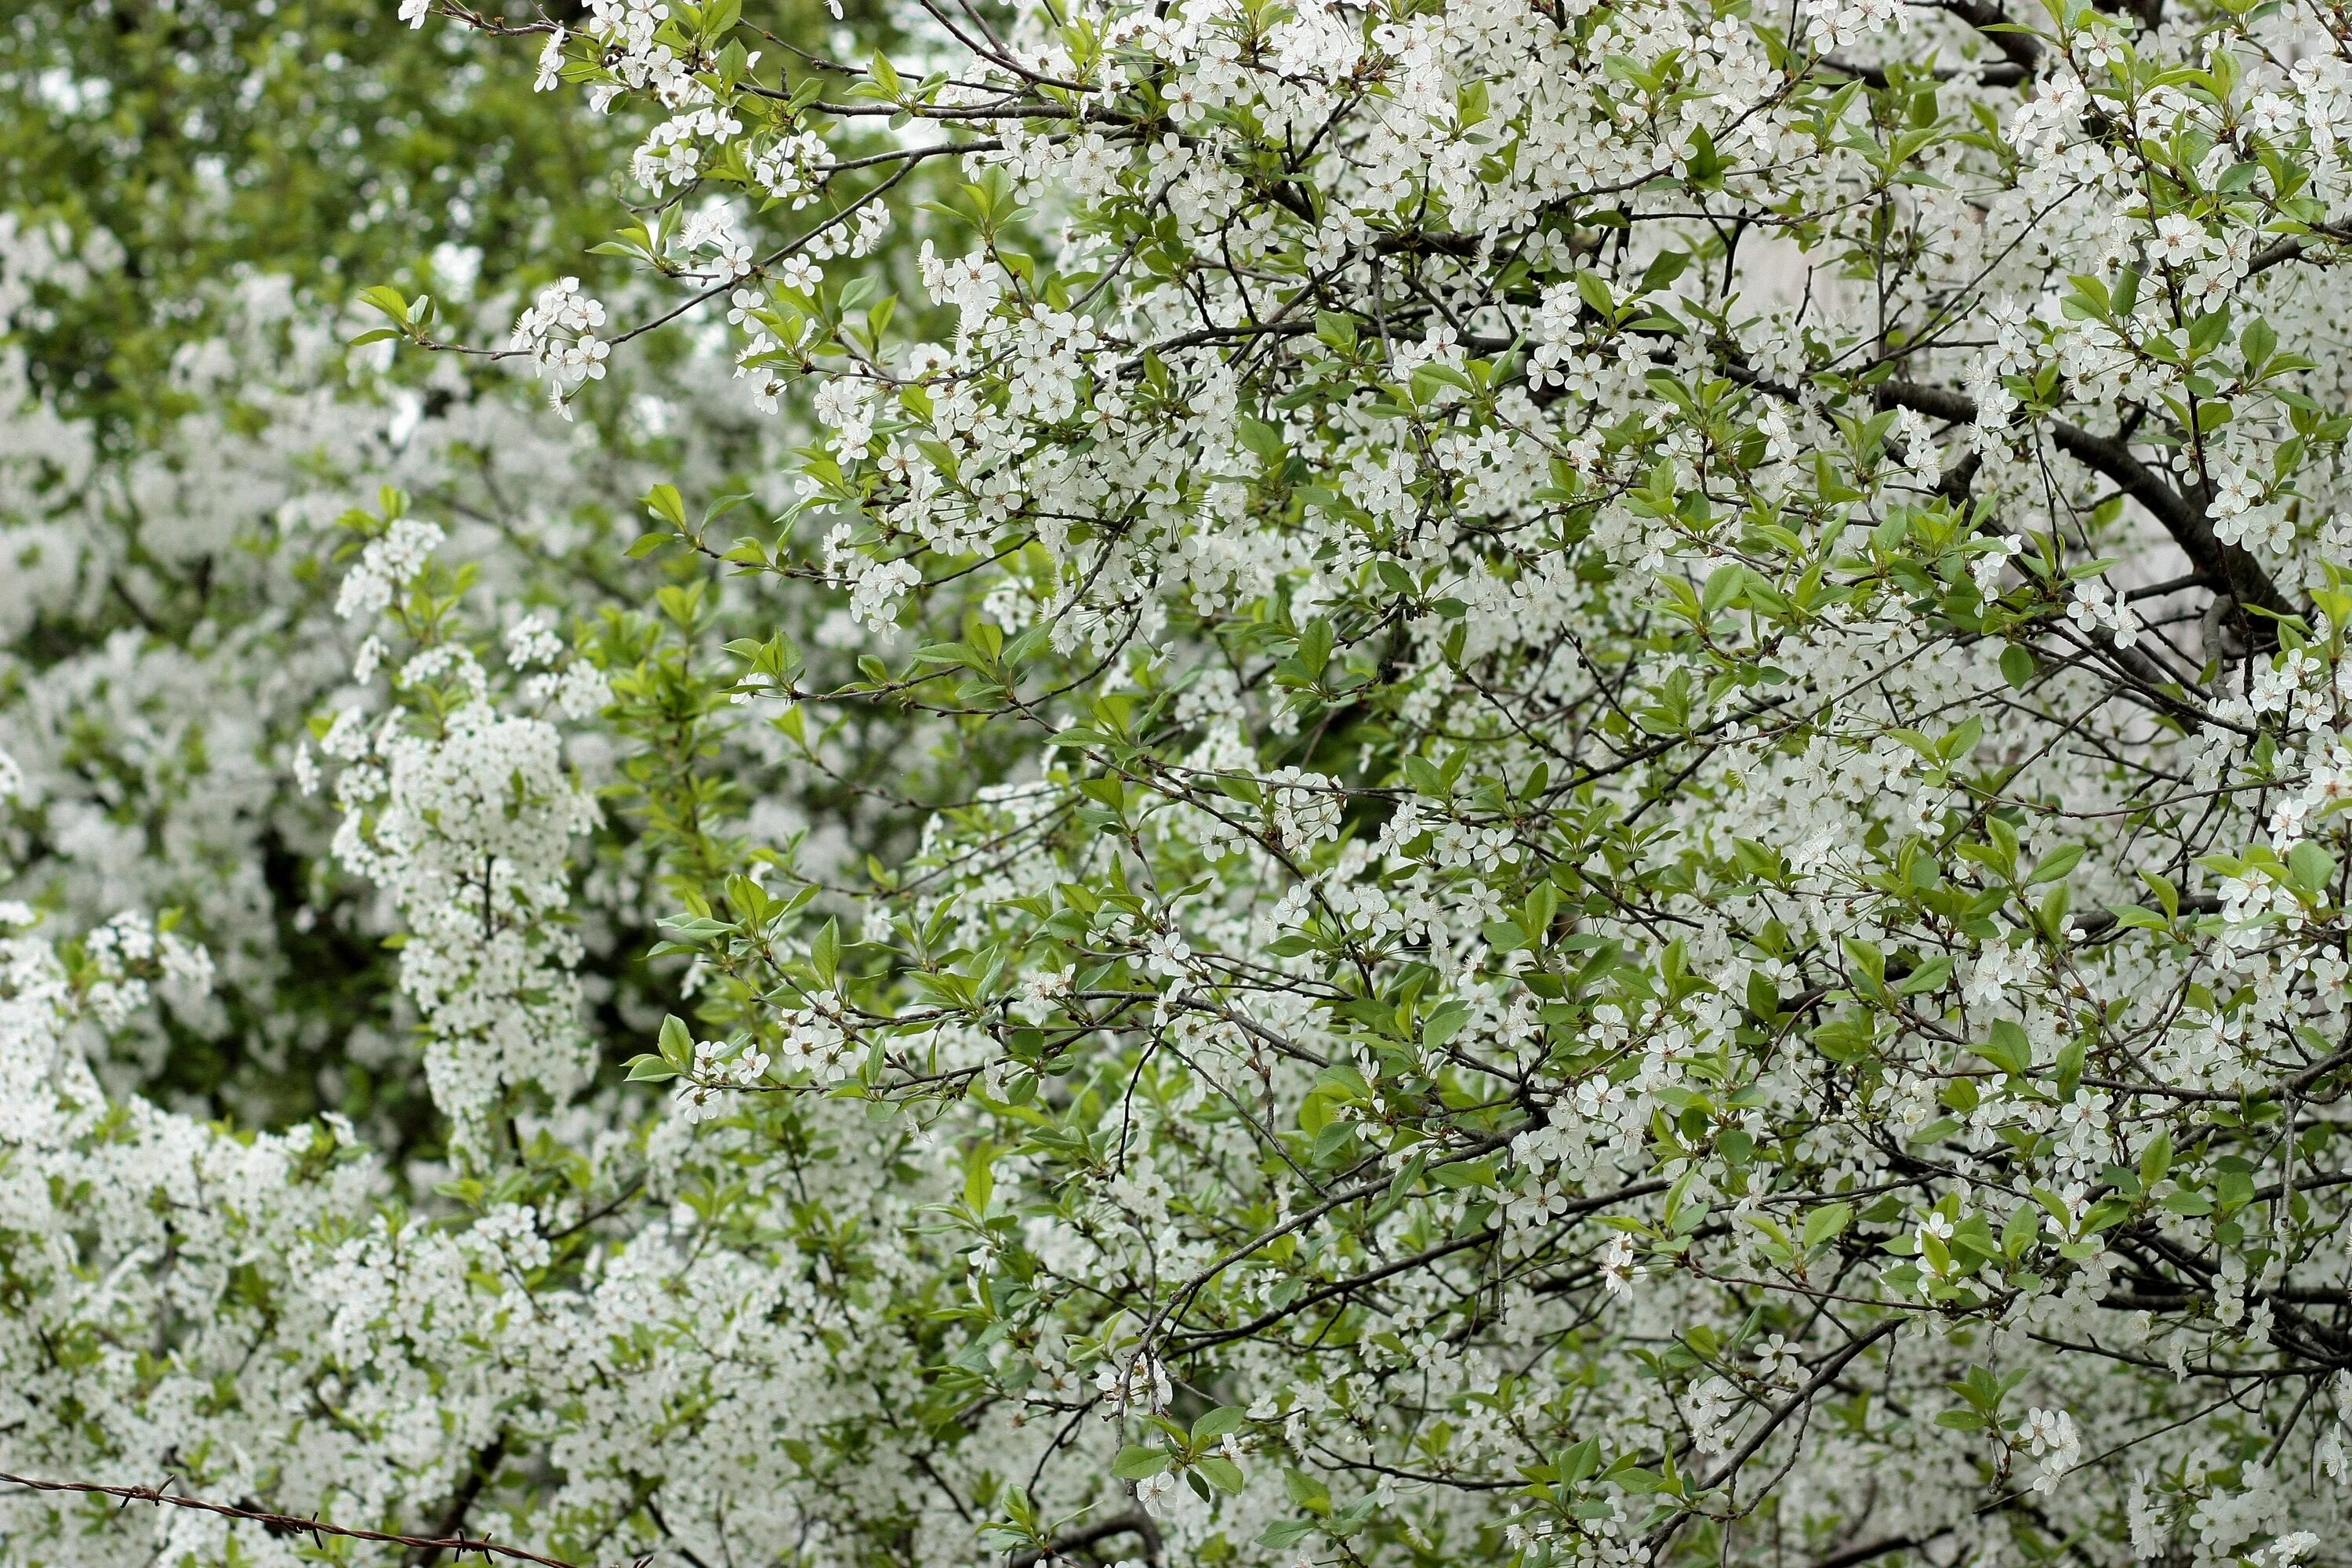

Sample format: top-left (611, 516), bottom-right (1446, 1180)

top-left (16, 0), bottom-right (2352, 1563)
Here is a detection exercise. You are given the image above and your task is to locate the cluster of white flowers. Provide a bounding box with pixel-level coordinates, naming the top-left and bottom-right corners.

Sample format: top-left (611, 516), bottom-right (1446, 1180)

top-left (335, 513), bottom-right (445, 621)
top-left (507, 276), bottom-right (609, 412)
top-left (1264, 767), bottom-right (1343, 855)
top-left (583, 0), bottom-right (697, 102)
top-left (0, 174), bottom-right (1022, 1566)
top-left (78, 909), bottom-right (214, 1029)
top-left (327, 598), bottom-right (602, 1134)
top-left (753, 129), bottom-right (831, 206)
top-left (635, 106), bottom-right (745, 194)
top-left (2065, 575), bottom-right (2143, 648)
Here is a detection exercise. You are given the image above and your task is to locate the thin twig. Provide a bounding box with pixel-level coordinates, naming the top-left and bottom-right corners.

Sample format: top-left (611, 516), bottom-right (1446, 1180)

top-left (0, 1472), bottom-right (622, 1568)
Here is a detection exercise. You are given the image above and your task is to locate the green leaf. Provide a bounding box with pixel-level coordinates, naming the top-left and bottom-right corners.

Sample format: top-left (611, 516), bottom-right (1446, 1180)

top-left (1638, 249), bottom-right (1690, 293)
top-left (1315, 310), bottom-right (1359, 351)
top-left (2000, 643), bottom-right (2036, 690)
top-left (644, 484), bottom-right (688, 528)
top-left (1424, 1000), bottom-right (1472, 1050)
top-left (1195, 1455), bottom-right (1246, 1493)
top-left (2288, 840), bottom-right (2336, 895)
top-left (2241, 314), bottom-right (2278, 373)
top-left (1895, 956), bottom-right (1952, 995)
top-left (357, 284), bottom-right (412, 324)
top-left (1974, 1019), bottom-right (2033, 1076)
top-left (1260, 1520), bottom-right (1319, 1549)
top-left (1812, 1015), bottom-right (1877, 1064)
top-left (1112, 1446), bottom-right (1169, 1479)
top-left (1410, 364), bottom-right (1472, 404)
top-left (2055, 1036), bottom-right (2085, 1101)
top-left (1575, 270), bottom-right (1617, 318)
top-left (2027, 842), bottom-right (2084, 884)
top-left (1700, 564), bottom-right (1744, 617)
top-left (1237, 416), bottom-right (1285, 465)
top-left (1192, 1406), bottom-right (1247, 1440)
top-left (2000, 1203), bottom-right (2038, 1259)
top-left (659, 1014), bottom-right (695, 1069)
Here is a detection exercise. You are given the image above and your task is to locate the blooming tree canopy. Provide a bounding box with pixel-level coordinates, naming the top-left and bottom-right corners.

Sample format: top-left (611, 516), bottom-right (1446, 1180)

top-left (12, 0), bottom-right (2352, 1563)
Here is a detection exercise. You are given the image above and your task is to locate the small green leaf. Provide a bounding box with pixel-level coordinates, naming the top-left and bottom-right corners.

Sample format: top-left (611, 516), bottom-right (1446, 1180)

top-left (1975, 1019), bottom-right (2033, 1076)
top-left (659, 1014), bottom-right (695, 1069)
top-left (2055, 1036), bottom-right (2085, 1101)
top-left (1195, 1455), bottom-right (1246, 1493)
top-left (1315, 310), bottom-right (1359, 351)
top-left (1260, 1520), bottom-right (1319, 1549)
top-left (2000, 1203), bottom-right (2038, 1259)
top-left (1112, 1446), bottom-right (1169, 1479)
top-left (1192, 1406), bottom-right (1247, 1440)
top-left (644, 485), bottom-right (688, 528)
top-left (2027, 842), bottom-right (2084, 884)
top-left (1237, 416), bottom-right (1286, 464)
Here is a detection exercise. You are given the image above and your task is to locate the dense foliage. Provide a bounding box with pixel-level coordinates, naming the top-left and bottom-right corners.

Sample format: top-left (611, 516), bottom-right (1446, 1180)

top-left (18, 0), bottom-right (2352, 1564)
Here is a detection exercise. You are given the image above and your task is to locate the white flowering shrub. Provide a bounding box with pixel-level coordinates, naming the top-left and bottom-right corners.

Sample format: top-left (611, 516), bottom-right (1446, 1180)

top-left (26, 0), bottom-right (2352, 1563)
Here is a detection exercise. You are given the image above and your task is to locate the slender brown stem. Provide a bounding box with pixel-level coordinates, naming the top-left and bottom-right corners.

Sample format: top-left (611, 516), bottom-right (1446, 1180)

top-left (0, 1472), bottom-right (618, 1568)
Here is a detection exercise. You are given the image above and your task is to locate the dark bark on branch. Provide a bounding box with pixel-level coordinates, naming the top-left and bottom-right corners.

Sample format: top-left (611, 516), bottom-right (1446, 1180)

top-left (1877, 379), bottom-right (2296, 622)
top-left (408, 1433), bottom-right (510, 1568)
top-left (1648, 1321), bottom-right (1903, 1558)
top-left (1009, 1507), bottom-right (1163, 1566)
top-left (1815, 1530), bottom-right (1951, 1568)
top-left (1934, 0), bottom-right (2043, 75)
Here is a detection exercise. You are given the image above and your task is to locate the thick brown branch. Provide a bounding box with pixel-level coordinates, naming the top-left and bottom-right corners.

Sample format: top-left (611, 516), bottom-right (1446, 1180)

top-left (1009, 1507), bottom-right (1163, 1566)
top-left (1933, 0), bottom-right (2042, 75)
top-left (1820, 55), bottom-right (2029, 88)
top-left (408, 1433), bottom-right (510, 1568)
top-left (1815, 1530), bottom-right (1952, 1568)
top-left (1877, 380), bottom-right (2295, 621)
top-left (2249, 221), bottom-right (2352, 276)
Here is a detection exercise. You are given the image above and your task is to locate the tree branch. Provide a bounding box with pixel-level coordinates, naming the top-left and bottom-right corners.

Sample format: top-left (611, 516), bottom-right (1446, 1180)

top-left (1648, 1321), bottom-right (1902, 1558)
top-left (0, 1472), bottom-right (609, 1568)
top-left (1877, 379), bottom-right (2296, 620)
top-left (1009, 1506), bottom-right (1163, 1566)
top-left (1814, 1527), bottom-right (1955, 1568)
top-left (1933, 0), bottom-right (2042, 76)
top-left (408, 1433), bottom-right (510, 1568)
